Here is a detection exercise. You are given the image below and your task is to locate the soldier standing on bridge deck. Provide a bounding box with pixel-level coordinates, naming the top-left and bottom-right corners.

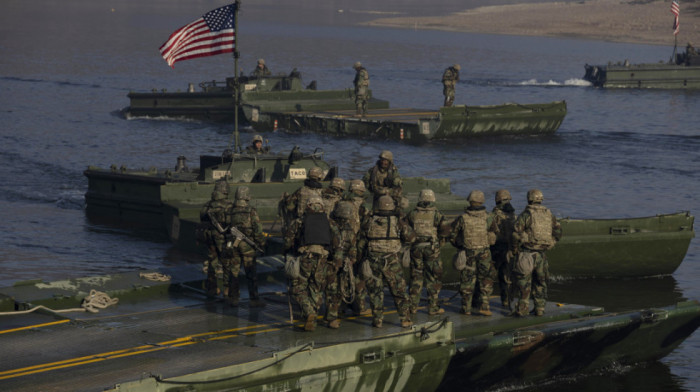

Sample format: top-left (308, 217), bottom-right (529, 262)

top-left (511, 189), bottom-right (562, 317)
top-left (325, 201), bottom-right (359, 329)
top-left (357, 195), bottom-right (416, 328)
top-left (406, 189), bottom-right (448, 316)
top-left (352, 61), bottom-right (370, 117)
top-left (226, 186), bottom-right (267, 307)
top-left (344, 180), bottom-right (371, 316)
top-left (284, 197), bottom-right (340, 331)
top-left (322, 177), bottom-right (346, 218)
top-left (362, 150), bottom-right (404, 214)
top-left (199, 179), bottom-right (234, 300)
top-left (450, 190), bottom-right (498, 316)
top-left (280, 166), bottom-right (325, 236)
top-left (490, 189), bottom-right (517, 309)
top-left (442, 64), bottom-right (460, 107)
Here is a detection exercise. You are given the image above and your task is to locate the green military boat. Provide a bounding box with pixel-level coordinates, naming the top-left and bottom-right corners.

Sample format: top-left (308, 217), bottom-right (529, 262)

top-left (583, 46), bottom-right (700, 89)
top-left (1, 265), bottom-right (698, 391)
top-left (124, 70), bottom-right (390, 122)
top-left (242, 101), bottom-right (567, 143)
top-left (83, 148), bottom-right (695, 278)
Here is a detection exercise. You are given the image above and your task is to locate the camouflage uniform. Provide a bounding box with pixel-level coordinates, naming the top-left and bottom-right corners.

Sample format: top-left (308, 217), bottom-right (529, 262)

top-left (321, 178), bottom-right (345, 218)
top-left (284, 197), bottom-right (339, 331)
top-left (244, 134), bottom-right (270, 154)
top-left (357, 196), bottom-right (416, 328)
top-left (450, 191), bottom-right (498, 315)
top-left (362, 150), bottom-right (403, 212)
top-left (325, 201), bottom-right (359, 328)
top-left (490, 190), bottom-right (516, 308)
top-left (344, 180), bottom-right (371, 315)
top-left (512, 189), bottom-right (562, 317)
top-left (442, 64), bottom-right (460, 107)
top-left (225, 186), bottom-right (266, 306)
top-left (406, 191), bottom-right (446, 315)
top-left (280, 167), bottom-right (324, 235)
top-left (352, 62), bottom-right (370, 116)
top-left (252, 59), bottom-right (271, 78)
top-left (198, 180), bottom-right (234, 298)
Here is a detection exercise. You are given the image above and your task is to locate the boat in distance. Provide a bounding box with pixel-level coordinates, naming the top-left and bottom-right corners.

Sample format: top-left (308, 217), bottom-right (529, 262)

top-left (83, 148), bottom-right (695, 278)
top-left (1, 265), bottom-right (698, 391)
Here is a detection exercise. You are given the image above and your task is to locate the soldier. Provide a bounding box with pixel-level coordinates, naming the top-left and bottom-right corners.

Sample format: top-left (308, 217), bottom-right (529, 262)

top-left (344, 179), bottom-right (371, 315)
top-left (490, 189), bottom-right (516, 309)
top-left (281, 166), bottom-right (325, 234)
top-left (252, 58), bottom-right (271, 78)
top-left (406, 189), bottom-right (447, 315)
top-left (450, 190), bottom-right (498, 316)
top-left (357, 195), bottom-right (416, 328)
top-left (325, 201), bottom-right (359, 329)
top-left (686, 42), bottom-right (697, 65)
top-left (226, 186), bottom-right (267, 307)
top-left (362, 150), bottom-right (403, 212)
top-left (442, 64), bottom-right (460, 107)
top-left (352, 61), bottom-right (370, 117)
top-left (244, 134), bottom-right (270, 154)
top-left (284, 196), bottom-right (339, 331)
top-left (322, 177), bottom-right (346, 218)
top-left (198, 179), bottom-right (234, 299)
top-left (512, 189), bottom-right (562, 317)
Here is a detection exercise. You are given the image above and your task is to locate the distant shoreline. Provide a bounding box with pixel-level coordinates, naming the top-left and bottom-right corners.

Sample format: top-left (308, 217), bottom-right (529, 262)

top-left (363, 0), bottom-right (700, 47)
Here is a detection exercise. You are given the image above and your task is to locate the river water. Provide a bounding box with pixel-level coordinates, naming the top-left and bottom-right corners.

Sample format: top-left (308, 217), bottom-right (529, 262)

top-left (1, 0), bottom-right (699, 391)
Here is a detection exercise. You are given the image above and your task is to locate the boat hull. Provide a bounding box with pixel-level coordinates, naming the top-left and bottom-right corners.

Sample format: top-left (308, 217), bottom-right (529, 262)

top-left (584, 63), bottom-right (700, 89)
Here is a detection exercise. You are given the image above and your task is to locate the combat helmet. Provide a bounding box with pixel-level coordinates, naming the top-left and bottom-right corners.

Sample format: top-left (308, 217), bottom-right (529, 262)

top-left (419, 189), bottom-right (436, 203)
top-left (212, 179), bottom-right (229, 200)
top-left (330, 177), bottom-right (345, 191)
top-left (527, 189), bottom-right (544, 204)
top-left (332, 201), bottom-right (355, 220)
top-left (252, 134), bottom-right (263, 144)
top-left (376, 195), bottom-right (395, 211)
top-left (353, 61), bottom-right (362, 69)
top-left (307, 166), bottom-right (324, 181)
top-left (235, 186), bottom-right (250, 201)
top-left (467, 190), bottom-right (485, 204)
top-left (378, 150), bottom-right (393, 162)
top-left (453, 64), bottom-right (461, 71)
top-left (306, 196), bottom-right (324, 213)
top-left (495, 189), bottom-right (511, 204)
top-left (257, 58), bottom-right (265, 65)
top-left (349, 179), bottom-right (366, 195)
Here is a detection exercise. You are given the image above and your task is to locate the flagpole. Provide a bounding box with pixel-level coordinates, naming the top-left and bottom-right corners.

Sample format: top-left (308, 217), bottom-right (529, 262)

top-left (234, 1), bottom-right (240, 153)
top-left (671, 34), bottom-right (677, 64)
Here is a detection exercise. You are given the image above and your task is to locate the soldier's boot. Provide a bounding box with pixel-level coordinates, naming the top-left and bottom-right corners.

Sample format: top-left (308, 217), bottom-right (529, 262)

top-left (429, 308), bottom-right (445, 316)
top-left (304, 314), bottom-right (316, 332)
top-left (225, 280), bottom-right (240, 307)
top-left (479, 303), bottom-right (492, 316)
top-left (535, 307), bottom-right (545, 317)
top-left (355, 300), bottom-right (371, 316)
top-left (400, 318), bottom-right (413, 328)
top-left (516, 301), bottom-right (529, 317)
top-left (372, 319), bottom-right (383, 328)
top-left (328, 319), bottom-right (341, 329)
top-left (247, 274), bottom-right (265, 308)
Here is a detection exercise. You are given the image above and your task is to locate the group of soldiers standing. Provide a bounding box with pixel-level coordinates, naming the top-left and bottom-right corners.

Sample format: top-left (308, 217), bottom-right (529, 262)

top-left (276, 150), bottom-right (562, 332)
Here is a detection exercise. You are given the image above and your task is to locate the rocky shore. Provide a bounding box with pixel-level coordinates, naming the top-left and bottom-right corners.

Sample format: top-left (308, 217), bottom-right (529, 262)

top-left (364, 0), bottom-right (699, 46)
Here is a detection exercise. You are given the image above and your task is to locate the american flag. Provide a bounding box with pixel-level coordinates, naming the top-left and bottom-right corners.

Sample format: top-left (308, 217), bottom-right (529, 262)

top-left (160, 4), bottom-right (237, 68)
top-left (670, 0), bottom-right (680, 36)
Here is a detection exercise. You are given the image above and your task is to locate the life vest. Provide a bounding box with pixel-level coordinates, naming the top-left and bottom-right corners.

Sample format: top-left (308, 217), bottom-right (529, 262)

top-left (367, 215), bottom-right (401, 254)
top-left (412, 207), bottom-right (437, 241)
top-left (461, 209), bottom-right (489, 250)
top-left (524, 205), bottom-right (555, 249)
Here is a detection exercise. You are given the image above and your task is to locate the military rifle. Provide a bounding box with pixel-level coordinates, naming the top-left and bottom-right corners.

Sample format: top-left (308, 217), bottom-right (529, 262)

top-left (207, 212), bottom-right (264, 254)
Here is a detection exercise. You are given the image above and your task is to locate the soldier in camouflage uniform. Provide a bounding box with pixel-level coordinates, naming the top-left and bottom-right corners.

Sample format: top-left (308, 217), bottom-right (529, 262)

top-left (362, 150), bottom-right (403, 213)
top-left (352, 61), bottom-right (370, 116)
top-left (442, 64), bottom-right (460, 107)
top-left (322, 177), bottom-right (345, 218)
top-left (512, 189), bottom-right (562, 317)
top-left (406, 189), bottom-right (447, 315)
top-left (450, 190), bottom-right (498, 316)
top-left (357, 195), bottom-right (416, 328)
top-left (244, 134), bottom-right (270, 154)
top-left (199, 179), bottom-right (234, 299)
top-left (344, 179), bottom-right (371, 315)
top-left (325, 201), bottom-right (359, 329)
top-left (251, 58), bottom-right (271, 78)
top-left (226, 186), bottom-right (267, 307)
top-left (280, 166), bottom-right (324, 235)
top-left (490, 189), bottom-right (516, 309)
top-left (284, 196), bottom-right (339, 331)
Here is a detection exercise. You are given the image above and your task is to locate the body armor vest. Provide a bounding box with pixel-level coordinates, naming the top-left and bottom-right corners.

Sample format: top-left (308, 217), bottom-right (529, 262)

top-left (461, 209), bottom-right (489, 250)
top-left (323, 193), bottom-right (342, 218)
top-left (229, 205), bottom-right (253, 237)
top-left (525, 205), bottom-right (555, 249)
top-left (367, 215), bottom-right (401, 254)
top-left (339, 199), bottom-right (361, 234)
top-left (412, 207), bottom-right (437, 241)
top-left (301, 212), bottom-right (331, 246)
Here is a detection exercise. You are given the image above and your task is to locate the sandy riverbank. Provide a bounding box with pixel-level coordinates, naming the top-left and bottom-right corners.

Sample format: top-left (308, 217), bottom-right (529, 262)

top-left (364, 0), bottom-right (700, 46)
